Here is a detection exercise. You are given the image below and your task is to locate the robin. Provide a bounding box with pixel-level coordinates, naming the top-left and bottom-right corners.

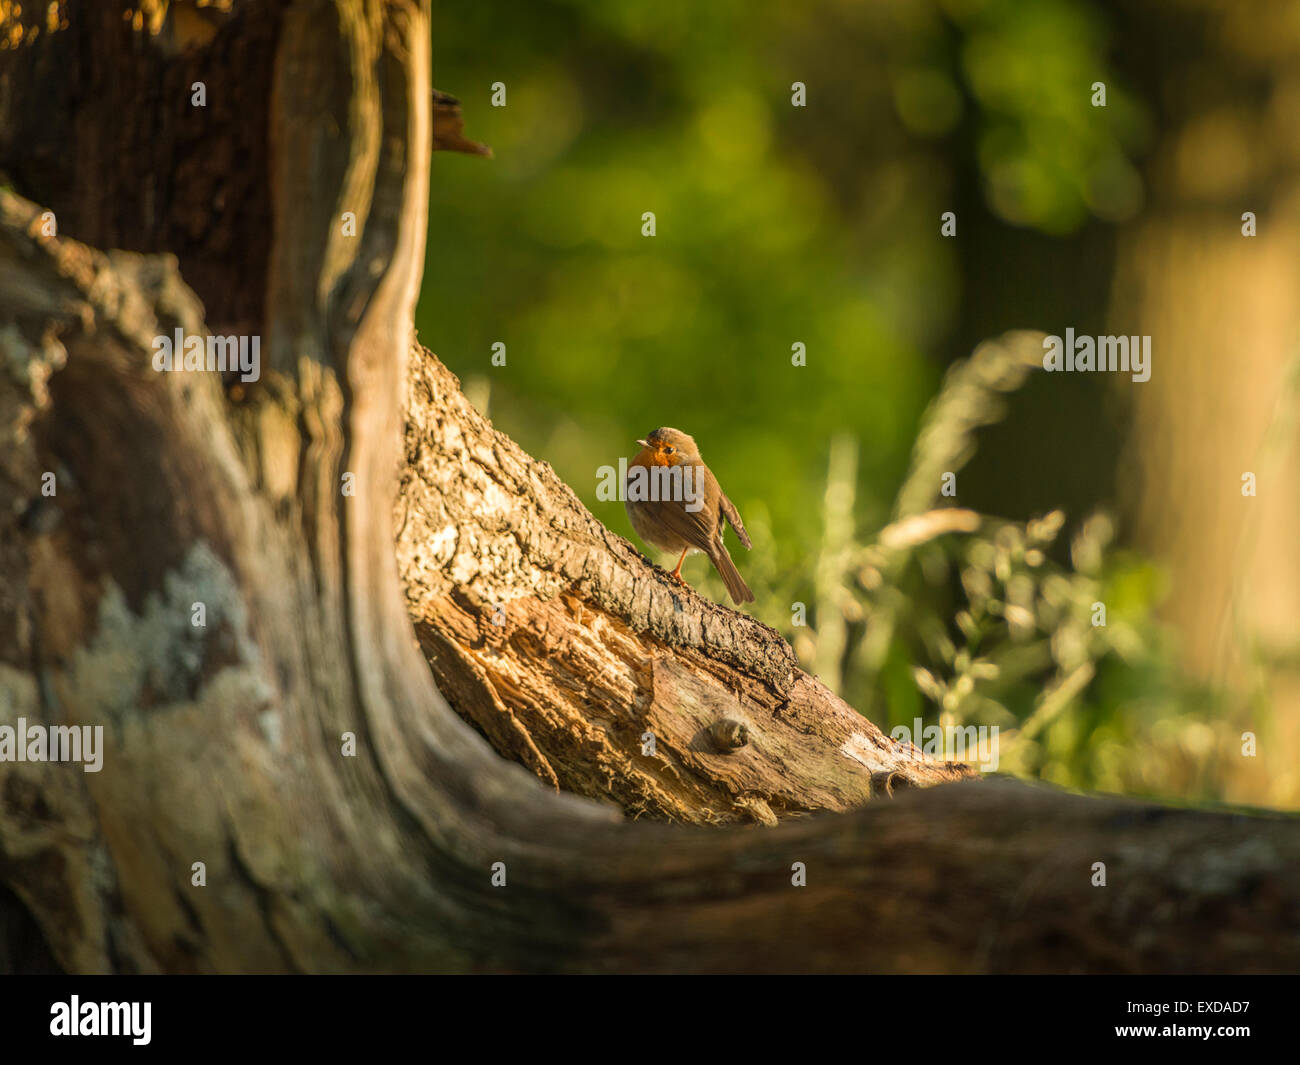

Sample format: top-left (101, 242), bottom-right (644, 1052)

top-left (624, 427), bottom-right (755, 604)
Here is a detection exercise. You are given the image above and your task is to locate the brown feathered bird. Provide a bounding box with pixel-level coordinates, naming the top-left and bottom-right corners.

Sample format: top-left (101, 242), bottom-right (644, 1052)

top-left (432, 91), bottom-right (493, 156)
top-left (624, 427), bottom-right (754, 604)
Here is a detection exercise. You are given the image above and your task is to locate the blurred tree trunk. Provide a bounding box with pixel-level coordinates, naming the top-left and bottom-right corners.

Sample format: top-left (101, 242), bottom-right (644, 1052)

top-left (0, 0), bottom-right (1297, 975)
top-left (1109, 0), bottom-right (1300, 805)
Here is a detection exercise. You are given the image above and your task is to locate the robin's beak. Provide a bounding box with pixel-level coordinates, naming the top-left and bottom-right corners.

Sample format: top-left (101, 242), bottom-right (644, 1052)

top-left (636, 439), bottom-right (648, 447)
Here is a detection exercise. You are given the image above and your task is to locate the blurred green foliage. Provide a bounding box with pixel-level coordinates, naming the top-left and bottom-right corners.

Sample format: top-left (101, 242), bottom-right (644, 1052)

top-left (424, 1), bottom-right (1226, 800)
top-left (784, 334), bottom-right (1224, 800)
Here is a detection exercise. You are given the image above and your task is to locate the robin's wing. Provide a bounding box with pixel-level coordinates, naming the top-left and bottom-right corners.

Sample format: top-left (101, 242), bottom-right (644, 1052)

top-left (709, 468), bottom-right (752, 549)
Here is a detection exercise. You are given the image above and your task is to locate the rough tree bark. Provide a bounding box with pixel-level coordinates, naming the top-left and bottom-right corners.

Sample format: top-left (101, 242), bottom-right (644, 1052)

top-left (0, 1), bottom-right (1297, 974)
top-left (396, 349), bottom-right (969, 824)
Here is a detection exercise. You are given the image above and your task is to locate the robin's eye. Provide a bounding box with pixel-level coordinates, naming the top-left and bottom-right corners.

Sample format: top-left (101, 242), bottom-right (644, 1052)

top-left (664, 446), bottom-right (674, 454)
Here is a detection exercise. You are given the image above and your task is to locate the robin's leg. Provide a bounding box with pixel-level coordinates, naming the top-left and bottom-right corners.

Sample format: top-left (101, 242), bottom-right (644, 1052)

top-left (670, 548), bottom-right (689, 583)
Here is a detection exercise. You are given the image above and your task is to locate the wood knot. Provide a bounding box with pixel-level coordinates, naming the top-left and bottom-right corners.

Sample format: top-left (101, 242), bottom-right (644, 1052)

top-left (706, 718), bottom-right (749, 752)
top-left (870, 770), bottom-right (911, 799)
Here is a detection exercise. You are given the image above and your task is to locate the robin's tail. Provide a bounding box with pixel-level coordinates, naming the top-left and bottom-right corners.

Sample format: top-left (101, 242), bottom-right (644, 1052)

top-left (709, 544), bottom-right (754, 605)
